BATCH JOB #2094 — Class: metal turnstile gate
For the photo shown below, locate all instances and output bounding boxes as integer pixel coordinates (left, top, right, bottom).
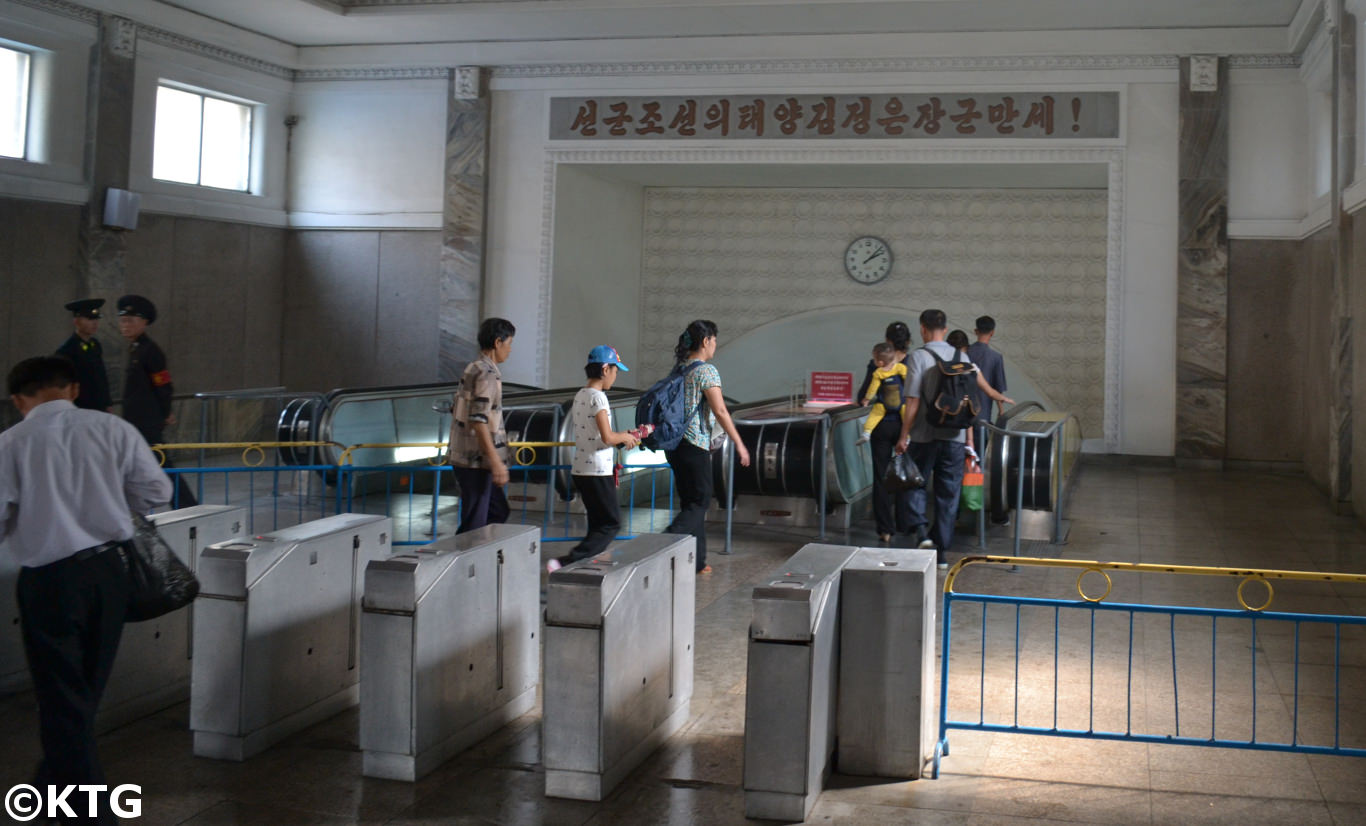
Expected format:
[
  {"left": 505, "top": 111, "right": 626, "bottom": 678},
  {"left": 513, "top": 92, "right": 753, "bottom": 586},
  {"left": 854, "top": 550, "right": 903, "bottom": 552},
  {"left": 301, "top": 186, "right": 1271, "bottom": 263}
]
[
  {"left": 190, "top": 514, "right": 391, "bottom": 760},
  {"left": 543, "top": 534, "right": 696, "bottom": 801},
  {"left": 360, "top": 524, "right": 541, "bottom": 780},
  {"left": 98, "top": 505, "right": 247, "bottom": 730},
  {"left": 0, "top": 506, "right": 246, "bottom": 705},
  {"left": 743, "top": 544, "right": 857, "bottom": 822}
]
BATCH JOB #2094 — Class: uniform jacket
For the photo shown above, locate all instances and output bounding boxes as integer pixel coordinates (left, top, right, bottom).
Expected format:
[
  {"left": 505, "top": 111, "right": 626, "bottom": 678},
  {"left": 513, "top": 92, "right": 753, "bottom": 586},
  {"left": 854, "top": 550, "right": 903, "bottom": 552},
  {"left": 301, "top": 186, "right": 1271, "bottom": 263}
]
[
  {"left": 55, "top": 334, "right": 112, "bottom": 411},
  {"left": 123, "top": 334, "right": 174, "bottom": 443}
]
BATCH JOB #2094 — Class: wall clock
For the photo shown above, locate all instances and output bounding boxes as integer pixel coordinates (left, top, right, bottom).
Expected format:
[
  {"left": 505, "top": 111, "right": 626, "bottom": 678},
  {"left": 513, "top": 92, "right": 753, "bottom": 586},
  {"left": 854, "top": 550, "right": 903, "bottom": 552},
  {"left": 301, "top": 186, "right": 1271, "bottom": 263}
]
[{"left": 844, "top": 236, "right": 893, "bottom": 284}]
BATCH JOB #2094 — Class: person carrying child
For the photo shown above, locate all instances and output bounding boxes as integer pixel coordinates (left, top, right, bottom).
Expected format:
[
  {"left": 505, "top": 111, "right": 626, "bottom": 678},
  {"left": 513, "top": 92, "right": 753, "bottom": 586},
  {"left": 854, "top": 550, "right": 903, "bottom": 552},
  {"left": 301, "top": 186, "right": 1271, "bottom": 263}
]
[
  {"left": 547, "top": 345, "right": 649, "bottom": 572},
  {"left": 856, "top": 341, "right": 908, "bottom": 445}
]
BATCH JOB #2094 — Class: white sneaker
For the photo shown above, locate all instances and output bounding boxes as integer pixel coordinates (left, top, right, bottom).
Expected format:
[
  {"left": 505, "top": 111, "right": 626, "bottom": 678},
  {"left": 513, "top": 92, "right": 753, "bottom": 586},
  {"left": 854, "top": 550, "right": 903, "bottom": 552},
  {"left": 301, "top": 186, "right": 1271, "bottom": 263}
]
[
  {"left": 546, "top": 558, "right": 563, "bottom": 574},
  {"left": 918, "top": 539, "right": 936, "bottom": 550}
]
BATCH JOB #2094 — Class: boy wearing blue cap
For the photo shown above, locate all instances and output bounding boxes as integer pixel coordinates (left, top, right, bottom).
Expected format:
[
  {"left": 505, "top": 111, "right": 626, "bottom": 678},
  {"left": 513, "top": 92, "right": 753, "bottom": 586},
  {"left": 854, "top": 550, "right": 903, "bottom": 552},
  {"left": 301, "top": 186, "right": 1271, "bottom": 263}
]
[{"left": 547, "top": 346, "right": 644, "bottom": 572}]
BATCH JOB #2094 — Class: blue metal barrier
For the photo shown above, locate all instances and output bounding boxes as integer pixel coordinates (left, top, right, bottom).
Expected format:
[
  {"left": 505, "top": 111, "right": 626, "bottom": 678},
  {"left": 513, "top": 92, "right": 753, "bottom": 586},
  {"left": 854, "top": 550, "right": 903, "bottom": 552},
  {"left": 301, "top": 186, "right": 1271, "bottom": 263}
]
[
  {"left": 162, "top": 459, "right": 680, "bottom": 548},
  {"left": 933, "top": 555, "right": 1366, "bottom": 778}
]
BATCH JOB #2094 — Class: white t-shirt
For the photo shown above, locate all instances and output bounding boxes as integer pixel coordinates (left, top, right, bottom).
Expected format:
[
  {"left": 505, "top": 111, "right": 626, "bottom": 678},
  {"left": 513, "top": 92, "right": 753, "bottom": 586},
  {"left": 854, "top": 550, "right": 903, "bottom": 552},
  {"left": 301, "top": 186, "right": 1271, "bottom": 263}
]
[{"left": 571, "top": 387, "right": 614, "bottom": 476}]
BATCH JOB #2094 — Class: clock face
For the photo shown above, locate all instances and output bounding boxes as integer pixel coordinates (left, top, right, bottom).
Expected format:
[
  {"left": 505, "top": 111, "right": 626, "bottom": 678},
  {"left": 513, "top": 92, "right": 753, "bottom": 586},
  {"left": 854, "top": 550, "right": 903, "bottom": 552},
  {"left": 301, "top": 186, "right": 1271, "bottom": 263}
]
[{"left": 845, "top": 236, "right": 893, "bottom": 284}]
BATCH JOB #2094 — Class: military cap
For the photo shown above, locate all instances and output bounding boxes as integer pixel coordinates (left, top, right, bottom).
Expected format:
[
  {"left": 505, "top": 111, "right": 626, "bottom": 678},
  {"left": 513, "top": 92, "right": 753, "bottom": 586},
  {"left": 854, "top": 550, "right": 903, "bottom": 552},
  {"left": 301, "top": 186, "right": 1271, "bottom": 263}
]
[
  {"left": 116, "top": 294, "right": 157, "bottom": 324},
  {"left": 64, "top": 298, "right": 105, "bottom": 319}
]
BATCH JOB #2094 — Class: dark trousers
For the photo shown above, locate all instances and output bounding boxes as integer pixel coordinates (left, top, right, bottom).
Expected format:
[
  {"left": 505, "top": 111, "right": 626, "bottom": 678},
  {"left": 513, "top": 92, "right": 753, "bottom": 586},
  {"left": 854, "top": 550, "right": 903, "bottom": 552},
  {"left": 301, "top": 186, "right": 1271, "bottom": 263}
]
[
  {"left": 453, "top": 466, "right": 510, "bottom": 534},
  {"left": 567, "top": 474, "right": 621, "bottom": 564},
  {"left": 869, "top": 417, "right": 914, "bottom": 536},
  {"left": 908, "top": 439, "right": 967, "bottom": 554},
  {"left": 666, "top": 441, "right": 713, "bottom": 571},
  {"left": 18, "top": 546, "right": 130, "bottom": 823}
]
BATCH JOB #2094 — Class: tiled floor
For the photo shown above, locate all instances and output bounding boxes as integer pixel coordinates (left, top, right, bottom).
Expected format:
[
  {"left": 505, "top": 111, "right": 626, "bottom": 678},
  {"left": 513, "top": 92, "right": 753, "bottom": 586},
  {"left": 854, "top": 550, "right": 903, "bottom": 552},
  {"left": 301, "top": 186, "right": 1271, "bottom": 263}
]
[{"left": 2, "top": 459, "right": 1365, "bottom": 824}]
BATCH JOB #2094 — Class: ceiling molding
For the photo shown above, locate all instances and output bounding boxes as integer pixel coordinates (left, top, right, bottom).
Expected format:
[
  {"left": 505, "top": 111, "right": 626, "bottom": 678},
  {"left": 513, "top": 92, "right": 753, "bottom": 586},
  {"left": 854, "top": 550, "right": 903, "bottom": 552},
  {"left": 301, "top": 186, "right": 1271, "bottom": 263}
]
[
  {"left": 295, "top": 66, "right": 449, "bottom": 81},
  {"left": 138, "top": 23, "right": 295, "bottom": 79},
  {"left": 496, "top": 53, "right": 1299, "bottom": 79},
  {"left": 5, "top": 0, "right": 97, "bottom": 25}
]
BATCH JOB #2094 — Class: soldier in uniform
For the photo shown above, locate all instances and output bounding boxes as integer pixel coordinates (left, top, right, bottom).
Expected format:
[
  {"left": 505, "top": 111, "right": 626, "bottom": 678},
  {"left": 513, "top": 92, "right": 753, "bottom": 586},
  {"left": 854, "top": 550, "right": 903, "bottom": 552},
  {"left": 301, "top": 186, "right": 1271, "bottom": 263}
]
[
  {"left": 117, "top": 294, "right": 197, "bottom": 507},
  {"left": 54, "top": 298, "right": 112, "bottom": 412}
]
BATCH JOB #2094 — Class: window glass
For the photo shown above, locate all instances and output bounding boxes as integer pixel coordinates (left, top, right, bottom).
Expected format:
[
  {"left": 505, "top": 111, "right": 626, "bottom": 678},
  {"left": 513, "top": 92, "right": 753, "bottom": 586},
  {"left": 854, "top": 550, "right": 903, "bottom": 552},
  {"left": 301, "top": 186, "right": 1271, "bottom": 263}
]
[
  {"left": 153, "top": 84, "right": 252, "bottom": 191},
  {"left": 0, "top": 47, "right": 31, "bottom": 159}
]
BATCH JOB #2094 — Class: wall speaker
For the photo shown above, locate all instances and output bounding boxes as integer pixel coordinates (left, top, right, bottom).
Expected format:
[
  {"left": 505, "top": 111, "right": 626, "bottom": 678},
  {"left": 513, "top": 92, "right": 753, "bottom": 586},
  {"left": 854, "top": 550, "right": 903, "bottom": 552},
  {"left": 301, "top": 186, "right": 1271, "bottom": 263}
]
[{"left": 102, "top": 188, "right": 141, "bottom": 230}]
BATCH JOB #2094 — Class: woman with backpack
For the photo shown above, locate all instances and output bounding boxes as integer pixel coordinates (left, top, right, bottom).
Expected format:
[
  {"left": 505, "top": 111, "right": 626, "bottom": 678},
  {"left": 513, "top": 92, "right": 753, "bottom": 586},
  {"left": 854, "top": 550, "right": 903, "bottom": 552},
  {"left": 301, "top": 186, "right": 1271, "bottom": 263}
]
[
  {"left": 858, "top": 320, "right": 915, "bottom": 544},
  {"left": 665, "top": 319, "right": 751, "bottom": 574}
]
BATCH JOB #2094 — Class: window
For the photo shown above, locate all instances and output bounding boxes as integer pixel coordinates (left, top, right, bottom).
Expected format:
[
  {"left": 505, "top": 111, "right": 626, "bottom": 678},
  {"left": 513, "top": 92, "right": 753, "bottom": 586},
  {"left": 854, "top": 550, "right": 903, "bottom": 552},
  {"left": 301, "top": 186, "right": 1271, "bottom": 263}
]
[
  {"left": 0, "top": 46, "right": 30, "bottom": 159},
  {"left": 153, "top": 84, "right": 252, "bottom": 191}
]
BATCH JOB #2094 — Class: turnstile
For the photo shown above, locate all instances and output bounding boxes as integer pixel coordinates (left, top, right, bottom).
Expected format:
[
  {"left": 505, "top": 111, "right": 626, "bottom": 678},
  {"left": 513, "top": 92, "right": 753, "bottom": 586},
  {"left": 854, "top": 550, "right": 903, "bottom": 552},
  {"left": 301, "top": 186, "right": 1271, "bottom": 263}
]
[
  {"left": 743, "top": 544, "right": 857, "bottom": 822},
  {"left": 543, "top": 534, "right": 696, "bottom": 801},
  {"left": 98, "top": 505, "right": 248, "bottom": 730},
  {"left": 0, "top": 506, "right": 246, "bottom": 699},
  {"left": 836, "top": 548, "right": 936, "bottom": 778},
  {"left": 360, "top": 524, "right": 541, "bottom": 781},
  {"left": 190, "top": 513, "right": 391, "bottom": 760}
]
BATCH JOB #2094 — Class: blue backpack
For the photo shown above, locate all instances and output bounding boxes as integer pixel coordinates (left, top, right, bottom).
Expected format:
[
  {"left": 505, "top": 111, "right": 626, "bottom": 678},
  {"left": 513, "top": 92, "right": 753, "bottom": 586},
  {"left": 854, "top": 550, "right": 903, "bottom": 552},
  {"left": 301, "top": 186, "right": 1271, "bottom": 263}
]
[{"left": 634, "top": 361, "right": 707, "bottom": 452}]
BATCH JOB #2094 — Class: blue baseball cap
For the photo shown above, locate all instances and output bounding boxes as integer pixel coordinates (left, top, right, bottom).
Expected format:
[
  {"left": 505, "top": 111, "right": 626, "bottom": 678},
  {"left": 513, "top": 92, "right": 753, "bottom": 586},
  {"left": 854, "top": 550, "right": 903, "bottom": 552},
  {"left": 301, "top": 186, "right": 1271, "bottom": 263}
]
[{"left": 586, "top": 345, "right": 629, "bottom": 371}]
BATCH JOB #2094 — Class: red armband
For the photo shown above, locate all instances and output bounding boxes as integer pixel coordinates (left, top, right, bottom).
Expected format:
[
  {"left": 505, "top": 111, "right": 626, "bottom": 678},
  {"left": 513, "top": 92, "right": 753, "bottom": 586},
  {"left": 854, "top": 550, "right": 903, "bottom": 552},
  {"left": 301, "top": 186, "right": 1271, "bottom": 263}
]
[{"left": 150, "top": 370, "right": 172, "bottom": 387}]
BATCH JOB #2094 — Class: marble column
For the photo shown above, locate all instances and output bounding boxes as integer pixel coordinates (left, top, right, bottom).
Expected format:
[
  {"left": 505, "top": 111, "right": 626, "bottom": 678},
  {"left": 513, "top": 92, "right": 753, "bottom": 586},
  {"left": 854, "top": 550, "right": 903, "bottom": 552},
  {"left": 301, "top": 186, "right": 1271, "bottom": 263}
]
[
  {"left": 79, "top": 15, "right": 137, "bottom": 395},
  {"left": 438, "top": 67, "right": 490, "bottom": 379},
  {"left": 1175, "top": 56, "right": 1229, "bottom": 462},
  {"left": 1330, "top": 11, "right": 1355, "bottom": 506}
]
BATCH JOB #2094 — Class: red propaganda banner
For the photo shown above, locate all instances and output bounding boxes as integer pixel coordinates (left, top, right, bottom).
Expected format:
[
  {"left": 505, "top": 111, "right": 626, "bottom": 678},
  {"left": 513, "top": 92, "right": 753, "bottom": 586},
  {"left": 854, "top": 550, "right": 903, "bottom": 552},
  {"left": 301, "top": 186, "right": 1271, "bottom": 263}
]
[{"left": 809, "top": 371, "right": 854, "bottom": 405}]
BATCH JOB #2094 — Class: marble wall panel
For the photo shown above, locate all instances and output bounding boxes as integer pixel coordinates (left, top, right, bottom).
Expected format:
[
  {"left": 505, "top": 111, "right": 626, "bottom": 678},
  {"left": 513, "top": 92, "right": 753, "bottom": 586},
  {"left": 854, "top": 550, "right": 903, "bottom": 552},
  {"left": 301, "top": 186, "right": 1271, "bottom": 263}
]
[
  {"left": 375, "top": 231, "right": 441, "bottom": 385},
  {"left": 0, "top": 199, "right": 13, "bottom": 382},
  {"left": 439, "top": 79, "right": 489, "bottom": 381},
  {"left": 1302, "top": 230, "right": 1336, "bottom": 492},
  {"left": 8, "top": 200, "right": 82, "bottom": 366},
  {"left": 1351, "top": 216, "right": 1366, "bottom": 519},
  {"left": 1226, "top": 239, "right": 1304, "bottom": 463},
  {"left": 637, "top": 187, "right": 1109, "bottom": 436},
  {"left": 283, "top": 231, "right": 381, "bottom": 392},
  {"left": 244, "top": 227, "right": 286, "bottom": 389},
  {"left": 169, "top": 219, "right": 252, "bottom": 394},
  {"left": 1175, "top": 56, "right": 1230, "bottom": 461}
]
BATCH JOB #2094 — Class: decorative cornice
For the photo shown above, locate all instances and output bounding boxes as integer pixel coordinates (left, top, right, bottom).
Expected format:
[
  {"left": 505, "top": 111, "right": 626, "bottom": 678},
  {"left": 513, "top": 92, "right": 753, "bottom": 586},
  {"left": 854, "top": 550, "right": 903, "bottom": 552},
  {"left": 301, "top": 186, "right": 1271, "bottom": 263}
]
[
  {"left": 1226, "top": 54, "right": 1300, "bottom": 69},
  {"left": 294, "top": 67, "right": 449, "bottom": 82},
  {"left": 5, "top": 0, "right": 97, "bottom": 25},
  {"left": 138, "top": 24, "right": 294, "bottom": 79},
  {"left": 497, "top": 54, "right": 1191, "bottom": 79},
  {"left": 107, "top": 16, "right": 135, "bottom": 59}
]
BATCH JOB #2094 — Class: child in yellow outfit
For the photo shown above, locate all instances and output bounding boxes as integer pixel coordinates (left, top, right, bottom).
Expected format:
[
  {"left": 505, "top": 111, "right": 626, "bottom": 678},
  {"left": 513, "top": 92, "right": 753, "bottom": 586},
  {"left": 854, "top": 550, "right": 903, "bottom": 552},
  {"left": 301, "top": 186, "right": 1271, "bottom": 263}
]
[{"left": 857, "top": 342, "right": 907, "bottom": 445}]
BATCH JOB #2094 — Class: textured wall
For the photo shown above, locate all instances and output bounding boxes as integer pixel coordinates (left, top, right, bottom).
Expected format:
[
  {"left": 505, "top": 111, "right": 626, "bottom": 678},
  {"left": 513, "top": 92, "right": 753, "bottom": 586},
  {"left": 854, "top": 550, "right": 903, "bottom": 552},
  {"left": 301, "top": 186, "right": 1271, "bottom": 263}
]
[
  {"left": 283, "top": 230, "right": 442, "bottom": 392},
  {"left": 0, "top": 199, "right": 285, "bottom": 399},
  {"left": 1226, "top": 239, "right": 1304, "bottom": 463},
  {"left": 1302, "top": 228, "right": 1336, "bottom": 493},
  {"left": 0, "top": 198, "right": 84, "bottom": 373},
  {"left": 124, "top": 214, "right": 285, "bottom": 395},
  {"left": 638, "top": 187, "right": 1109, "bottom": 437}
]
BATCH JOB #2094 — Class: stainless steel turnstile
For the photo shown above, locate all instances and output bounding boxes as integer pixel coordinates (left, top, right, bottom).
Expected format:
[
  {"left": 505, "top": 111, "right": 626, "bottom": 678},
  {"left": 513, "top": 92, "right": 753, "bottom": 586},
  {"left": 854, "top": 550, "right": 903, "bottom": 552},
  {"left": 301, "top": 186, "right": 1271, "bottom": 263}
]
[
  {"left": 836, "top": 548, "right": 937, "bottom": 778},
  {"left": 0, "top": 506, "right": 246, "bottom": 701},
  {"left": 98, "top": 505, "right": 248, "bottom": 730},
  {"left": 743, "top": 544, "right": 858, "bottom": 822},
  {"left": 190, "top": 513, "right": 391, "bottom": 760},
  {"left": 360, "top": 524, "right": 541, "bottom": 781},
  {"left": 543, "top": 534, "right": 696, "bottom": 801}
]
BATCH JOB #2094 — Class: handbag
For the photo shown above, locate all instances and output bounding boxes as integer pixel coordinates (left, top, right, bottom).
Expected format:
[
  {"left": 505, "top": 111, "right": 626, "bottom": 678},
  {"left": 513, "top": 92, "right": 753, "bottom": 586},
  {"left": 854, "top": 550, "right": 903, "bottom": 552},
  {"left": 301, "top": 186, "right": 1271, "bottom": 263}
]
[
  {"left": 122, "top": 512, "right": 201, "bottom": 622},
  {"left": 884, "top": 451, "right": 926, "bottom": 492}
]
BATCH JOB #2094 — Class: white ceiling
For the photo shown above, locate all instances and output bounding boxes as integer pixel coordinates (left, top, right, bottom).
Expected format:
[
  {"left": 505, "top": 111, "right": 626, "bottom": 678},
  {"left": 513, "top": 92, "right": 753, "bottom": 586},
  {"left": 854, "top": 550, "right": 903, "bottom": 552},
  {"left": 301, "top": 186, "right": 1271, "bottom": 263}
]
[{"left": 148, "top": 0, "right": 1305, "bottom": 49}]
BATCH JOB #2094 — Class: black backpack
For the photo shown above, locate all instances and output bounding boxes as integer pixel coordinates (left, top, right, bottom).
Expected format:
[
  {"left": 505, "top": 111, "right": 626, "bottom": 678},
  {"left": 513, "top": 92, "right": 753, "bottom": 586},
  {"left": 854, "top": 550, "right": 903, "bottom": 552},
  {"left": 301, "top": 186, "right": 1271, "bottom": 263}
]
[
  {"left": 921, "top": 347, "right": 979, "bottom": 431},
  {"left": 634, "top": 361, "right": 707, "bottom": 451}
]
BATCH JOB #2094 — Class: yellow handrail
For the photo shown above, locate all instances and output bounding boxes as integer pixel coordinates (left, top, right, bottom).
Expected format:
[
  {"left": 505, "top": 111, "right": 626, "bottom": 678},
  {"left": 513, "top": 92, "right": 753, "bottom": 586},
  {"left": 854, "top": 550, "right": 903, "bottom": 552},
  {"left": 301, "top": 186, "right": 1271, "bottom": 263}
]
[
  {"left": 150, "top": 441, "right": 343, "bottom": 467},
  {"left": 335, "top": 442, "right": 449, "bottom": 466},
  {"left": 944, "top": 554, "right": 1366, "bottom": 612},
  {"left": 505, "top": 440, "right": 573, "bottom": 466}
]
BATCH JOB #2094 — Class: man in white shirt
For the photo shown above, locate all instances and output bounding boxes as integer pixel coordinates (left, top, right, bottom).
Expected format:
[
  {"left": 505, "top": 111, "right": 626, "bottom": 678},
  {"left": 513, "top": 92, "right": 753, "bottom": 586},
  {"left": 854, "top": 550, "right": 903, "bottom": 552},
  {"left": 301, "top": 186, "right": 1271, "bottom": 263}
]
[{"left": 0, "top": 356, "right": 170, "bottom": 822}]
